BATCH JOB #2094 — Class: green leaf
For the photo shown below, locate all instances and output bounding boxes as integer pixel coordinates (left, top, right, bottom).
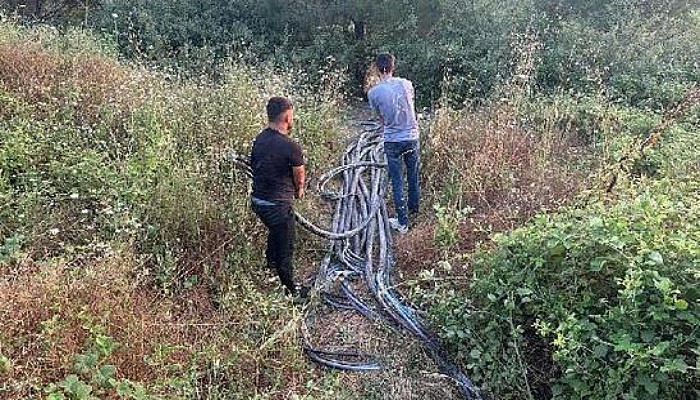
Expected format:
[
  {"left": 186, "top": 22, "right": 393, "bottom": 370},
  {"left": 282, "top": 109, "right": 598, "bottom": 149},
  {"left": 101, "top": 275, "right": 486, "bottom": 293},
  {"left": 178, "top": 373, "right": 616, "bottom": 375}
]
[
  {"left": 549, "top": 243, "right": 565, "bottom": 257},
  {"left": 613, "top": 336, "right": 639, "bottom": 352},
  {"left": 122, "top": 381, "right": 149, "bottom": 400},
  {"left": 592, "top": 344, "right": 608, "bottom": 358},
  {"left": 650, "top": 341, "right": 671, "bottom": 356},
  {"left": 116, "top": 381, "right": 134, "bottom": 398},
  {"left": 74, "top": 353, "right": 99, "bottom": 375},
  {"left": 589, "top": 257, "right": 607, "bottom": 272},
  {"left": 93, "top": 364, "right": 117, "bottom": 388},
  {"left": 640, "top": 330, "right": 655, "bottom": 343},
  {"left": 589, "top": 217, "right": 604, "bottom": 228},
  {"left": 184, "top": 274, "right": 199, "bottom": 289},
  {"left": 661, "top": 357, "right": 689, "bottom": 373},
  {"left": 99, "top": 364, "right": 116, "bottom": 378},
  {"left": 675, "top": 299, "right": 688, "bottom": 310},
  {"left": 642, "top": 378, "right": 659, "bottom": 395},
  {"left": 94, "top": 334, "right": 117, "bottom": 357},
  {"left": 0, "top": 354, "right": 12, "bottom": 374},
  {"left": 648, "top": 251, "right": 664, "bottom": 265},
  {"left": 46, "top": 392, "right": 65, "bottom": 400},
  {"left": 58, "top": 374, "right": 93, "bottom": 398},
  {"left": 57, "top": 374, "right": 80, "bottom": 390}
]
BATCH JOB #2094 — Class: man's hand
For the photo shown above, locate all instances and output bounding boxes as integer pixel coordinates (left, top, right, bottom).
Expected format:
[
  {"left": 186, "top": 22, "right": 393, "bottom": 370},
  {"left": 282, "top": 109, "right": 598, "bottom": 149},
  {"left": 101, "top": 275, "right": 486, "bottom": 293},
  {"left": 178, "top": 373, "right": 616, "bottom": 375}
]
[{"left": 295, "top": 187, "right": 305, "bottom": 199}]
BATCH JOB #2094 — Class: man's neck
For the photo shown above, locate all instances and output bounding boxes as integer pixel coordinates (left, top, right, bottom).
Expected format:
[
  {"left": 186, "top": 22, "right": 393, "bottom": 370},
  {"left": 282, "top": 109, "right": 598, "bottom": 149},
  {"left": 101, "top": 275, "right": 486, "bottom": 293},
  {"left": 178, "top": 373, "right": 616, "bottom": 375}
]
[
  {"left": 380, "top": 72, "right": 393, "bottom": 81},
  {"left": 268, "top": 123, "right": 289, "bottom": 135}
]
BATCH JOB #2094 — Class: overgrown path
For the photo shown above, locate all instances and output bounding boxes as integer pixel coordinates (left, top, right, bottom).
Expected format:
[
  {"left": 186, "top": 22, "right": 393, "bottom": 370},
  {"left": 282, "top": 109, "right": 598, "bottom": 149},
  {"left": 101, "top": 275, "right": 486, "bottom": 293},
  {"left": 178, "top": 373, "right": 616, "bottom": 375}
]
[{"left": 284, "top": 111, "right": 476, "bottom": 400}]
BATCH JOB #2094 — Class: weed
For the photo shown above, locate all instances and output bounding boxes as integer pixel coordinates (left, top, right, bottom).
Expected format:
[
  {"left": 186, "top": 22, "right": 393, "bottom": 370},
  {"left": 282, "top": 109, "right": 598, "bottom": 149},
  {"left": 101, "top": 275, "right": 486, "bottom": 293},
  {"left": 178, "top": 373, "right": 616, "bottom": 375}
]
[{"left": 432, "top": 203, "right": 473, "bottom": 255}]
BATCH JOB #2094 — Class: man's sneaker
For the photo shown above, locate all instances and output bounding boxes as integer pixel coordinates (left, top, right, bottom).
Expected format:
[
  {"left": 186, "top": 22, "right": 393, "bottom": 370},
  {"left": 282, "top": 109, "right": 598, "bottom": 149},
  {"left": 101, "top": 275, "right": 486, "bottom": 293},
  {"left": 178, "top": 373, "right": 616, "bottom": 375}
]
[
  {"left": 292, "top": 284, "right": 311, "bottom": 306},
  {"left": 388, "top": 217, "right": 408, "bottom": 234},
  {"left": 296, "top": 284, "right": 310, "bottom": 299}
]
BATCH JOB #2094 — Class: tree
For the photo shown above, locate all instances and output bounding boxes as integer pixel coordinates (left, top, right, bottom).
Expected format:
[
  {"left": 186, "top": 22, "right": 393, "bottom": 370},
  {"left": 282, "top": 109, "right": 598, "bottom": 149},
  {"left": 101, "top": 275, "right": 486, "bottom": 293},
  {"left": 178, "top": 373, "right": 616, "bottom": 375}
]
[{"left": 1, "top": 0, "right": 99, "bottom": 24}]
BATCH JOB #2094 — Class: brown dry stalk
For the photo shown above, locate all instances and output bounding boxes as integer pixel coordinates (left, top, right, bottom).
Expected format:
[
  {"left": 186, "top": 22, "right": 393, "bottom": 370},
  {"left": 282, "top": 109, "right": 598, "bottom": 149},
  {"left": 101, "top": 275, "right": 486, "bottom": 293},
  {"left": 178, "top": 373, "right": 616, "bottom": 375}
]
[
  {"left": 639, "top": 85, "right": 700, "bottom": 153},
  {"left": 606, "top": 84, "right": 700, "bottom": 192}
]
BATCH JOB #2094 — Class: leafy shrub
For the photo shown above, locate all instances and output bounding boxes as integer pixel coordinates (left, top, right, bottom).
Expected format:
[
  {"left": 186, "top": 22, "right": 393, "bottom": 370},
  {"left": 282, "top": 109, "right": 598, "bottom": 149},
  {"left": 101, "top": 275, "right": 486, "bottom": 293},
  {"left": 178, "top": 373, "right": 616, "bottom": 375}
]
[
  {"left": 537, "top": 3, "right": 700, "bottom": 110},
  {"left": 0, "top": 95, "right": 126, "bottom": 258},
  {"left": 519, "top": 94, "right": 619, "bottom": 145},
  {"left": 0, "top": 19, "right": 344, "bottom": 293},
  {"left": 92, "top": 0, "right": 534, "bottom": 106},
  {"left": 45, "top": 323, "right": 157, "bottom": 400},
  {"left": 90, "top": 0, "right": 700, "bottom": 109},
  {"left": 95, "top": 0, "right": 259, "bottom": 75},
  {"left": 433, "top": 203, "right": 473, "bottom": 254},
  {"left": 431, "top": 177, "right": 700, "bottom": 399}
]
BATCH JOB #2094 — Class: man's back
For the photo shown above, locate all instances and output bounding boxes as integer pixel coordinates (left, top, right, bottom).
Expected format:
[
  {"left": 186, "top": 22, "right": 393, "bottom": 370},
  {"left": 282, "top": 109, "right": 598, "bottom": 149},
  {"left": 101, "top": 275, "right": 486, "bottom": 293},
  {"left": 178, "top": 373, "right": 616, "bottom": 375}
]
[
  {"left": 368, "top": 77, "right": 419, "bottom": 142},
  {"left": 250, "top": 128, "right": 304, "bottom": 203}
]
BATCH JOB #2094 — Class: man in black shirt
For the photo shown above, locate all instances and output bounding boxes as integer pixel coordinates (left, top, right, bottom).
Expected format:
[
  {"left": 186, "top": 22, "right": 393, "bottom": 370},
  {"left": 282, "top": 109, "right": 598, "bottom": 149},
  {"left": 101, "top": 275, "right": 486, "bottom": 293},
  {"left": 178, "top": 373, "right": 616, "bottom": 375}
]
[{"left": 250, "top": 97, "right": 306, "bottom": 297}]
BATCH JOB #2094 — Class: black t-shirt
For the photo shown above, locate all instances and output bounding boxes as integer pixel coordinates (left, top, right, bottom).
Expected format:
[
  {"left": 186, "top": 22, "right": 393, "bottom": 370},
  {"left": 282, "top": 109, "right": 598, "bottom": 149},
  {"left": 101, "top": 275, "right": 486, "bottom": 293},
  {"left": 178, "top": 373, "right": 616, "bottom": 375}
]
[{"left": 250, "top": 128, "right": 304, "bottom": 203}]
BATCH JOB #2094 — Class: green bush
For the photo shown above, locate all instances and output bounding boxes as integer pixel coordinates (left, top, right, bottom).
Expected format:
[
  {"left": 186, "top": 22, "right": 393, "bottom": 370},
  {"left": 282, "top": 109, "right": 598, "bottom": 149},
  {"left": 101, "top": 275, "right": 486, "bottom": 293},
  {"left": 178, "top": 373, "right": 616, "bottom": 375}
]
[
  {"left": 431, "top": 177, "right": 700, "bottom": 399},
  {"left": 81, "top": 0, "right": 700, "bottom": 109},
  {"left": 537, "top": 2, "right": 700, "bottom": 110},
  {"left": 0, "top": 92, "right": 124, "bottom": 257},
  {"left": 519, "top": 94, "right": 619, "bottom": 145}
]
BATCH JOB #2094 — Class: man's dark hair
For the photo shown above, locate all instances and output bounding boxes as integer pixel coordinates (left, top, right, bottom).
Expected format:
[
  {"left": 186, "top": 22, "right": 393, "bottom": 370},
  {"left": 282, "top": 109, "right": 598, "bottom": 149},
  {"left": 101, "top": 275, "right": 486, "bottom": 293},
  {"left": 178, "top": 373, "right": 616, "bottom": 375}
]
[
  {"left": 376, "top": 52, "right": 395, "bottom": 74},
  {"left": 267, "top": 97, "right": 294, "bottom": 122}
]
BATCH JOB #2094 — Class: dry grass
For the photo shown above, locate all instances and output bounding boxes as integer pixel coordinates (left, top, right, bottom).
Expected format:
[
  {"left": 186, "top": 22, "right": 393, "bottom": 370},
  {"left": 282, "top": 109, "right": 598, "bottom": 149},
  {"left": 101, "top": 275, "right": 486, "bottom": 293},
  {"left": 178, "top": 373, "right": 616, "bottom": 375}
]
[
  {"left": 424, "top": 103, "right": 585, "bottom": 214},
  {"left": 0, "top": 41, "right": 151, "bottom": 127},
  {"left": 396, "top": 102, "right": 591, "bottom": 278},
  {"left": 0, "top": 254, "right": 214, "bottom": 397},
  {"left": 0, "top": 251, "right": 337, "bottom": 399},
  {"left": 303, "top": 304, "right": 462, "bottom": 400}
]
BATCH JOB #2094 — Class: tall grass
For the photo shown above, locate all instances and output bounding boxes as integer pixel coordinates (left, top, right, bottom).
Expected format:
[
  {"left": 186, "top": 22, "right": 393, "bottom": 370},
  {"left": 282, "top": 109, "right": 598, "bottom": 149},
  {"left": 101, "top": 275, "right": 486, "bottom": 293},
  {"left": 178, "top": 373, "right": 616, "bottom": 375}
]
[{"left": 0, "top": 20, "right": 347, "bottom": 399}]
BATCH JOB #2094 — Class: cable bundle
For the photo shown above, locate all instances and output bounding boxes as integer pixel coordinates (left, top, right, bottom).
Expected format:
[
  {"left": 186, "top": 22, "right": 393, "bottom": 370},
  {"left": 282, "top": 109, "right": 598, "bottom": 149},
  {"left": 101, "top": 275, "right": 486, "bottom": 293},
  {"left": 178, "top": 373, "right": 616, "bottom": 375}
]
[{"left": 229, "top": 122, "right": 481, "bottom": 399}]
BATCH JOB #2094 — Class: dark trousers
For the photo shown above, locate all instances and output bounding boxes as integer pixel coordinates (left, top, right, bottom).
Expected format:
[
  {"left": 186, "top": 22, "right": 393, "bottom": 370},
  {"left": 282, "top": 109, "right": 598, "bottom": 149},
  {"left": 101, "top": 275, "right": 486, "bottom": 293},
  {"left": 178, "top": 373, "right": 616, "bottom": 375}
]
[
  {"left": 384, "top": 140, "right": 421, "bottom": 226},
  {"left": 252, "top": 203, "right": 296, "bottom": 295}
]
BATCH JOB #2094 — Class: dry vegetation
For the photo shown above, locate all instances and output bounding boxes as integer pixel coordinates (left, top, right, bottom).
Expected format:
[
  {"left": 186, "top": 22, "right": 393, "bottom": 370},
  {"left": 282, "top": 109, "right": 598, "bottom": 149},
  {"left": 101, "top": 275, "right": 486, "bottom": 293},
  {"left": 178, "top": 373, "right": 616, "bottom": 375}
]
[
  {"left": 0, "top": 23, "right": 345, "bottom": 399},
  {"left": 396, "top": 99, "right": 592, "bottom": 279}
]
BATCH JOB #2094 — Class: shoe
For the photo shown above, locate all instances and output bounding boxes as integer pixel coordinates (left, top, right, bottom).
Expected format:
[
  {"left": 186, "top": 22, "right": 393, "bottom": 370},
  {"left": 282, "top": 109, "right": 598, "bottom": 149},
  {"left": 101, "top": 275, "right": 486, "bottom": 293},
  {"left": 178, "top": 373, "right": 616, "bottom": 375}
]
[
  {"left": 388, "top": 218, "right": 408, "bottom": 234},
  {"left": 292, "top": 295, "right": 308, "bottom": 306},
  {"left": 296, "top": 284, "right": 310, "bottom": 299},
  {"left": 292, "top": 285, "right": 311, "bottom": 306}
]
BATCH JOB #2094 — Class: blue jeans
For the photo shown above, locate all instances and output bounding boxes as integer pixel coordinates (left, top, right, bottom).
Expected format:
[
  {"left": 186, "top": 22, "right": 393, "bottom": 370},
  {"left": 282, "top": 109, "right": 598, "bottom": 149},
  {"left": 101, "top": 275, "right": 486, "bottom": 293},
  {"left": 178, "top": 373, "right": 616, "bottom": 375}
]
[{"left": 384, "top": 140, "right": 420, "bottom": 226}]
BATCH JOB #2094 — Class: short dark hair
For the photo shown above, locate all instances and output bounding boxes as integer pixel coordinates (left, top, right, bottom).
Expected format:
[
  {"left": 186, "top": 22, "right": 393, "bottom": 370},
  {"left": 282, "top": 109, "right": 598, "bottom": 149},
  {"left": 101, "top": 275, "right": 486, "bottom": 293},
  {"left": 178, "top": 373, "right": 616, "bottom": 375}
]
[
  {"left": 376, "top": 52, "right": 395, "bottom": 74},
  {"left": 266, "top": 97, "right": 293, "bottom": 122}
]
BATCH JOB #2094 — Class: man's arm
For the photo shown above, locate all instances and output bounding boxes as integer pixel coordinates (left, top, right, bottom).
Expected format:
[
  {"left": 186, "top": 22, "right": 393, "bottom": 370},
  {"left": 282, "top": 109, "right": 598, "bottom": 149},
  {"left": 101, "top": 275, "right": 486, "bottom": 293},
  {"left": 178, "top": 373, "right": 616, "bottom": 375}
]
[
  {"left": 290, "top": 141, "right": 305, "bottom": 199},
  {"left": 368, "top": 90, "right": 384, "bottom": 130},
  {"left": 293, "top": 165, "right": 305, "bottom": 199}
]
